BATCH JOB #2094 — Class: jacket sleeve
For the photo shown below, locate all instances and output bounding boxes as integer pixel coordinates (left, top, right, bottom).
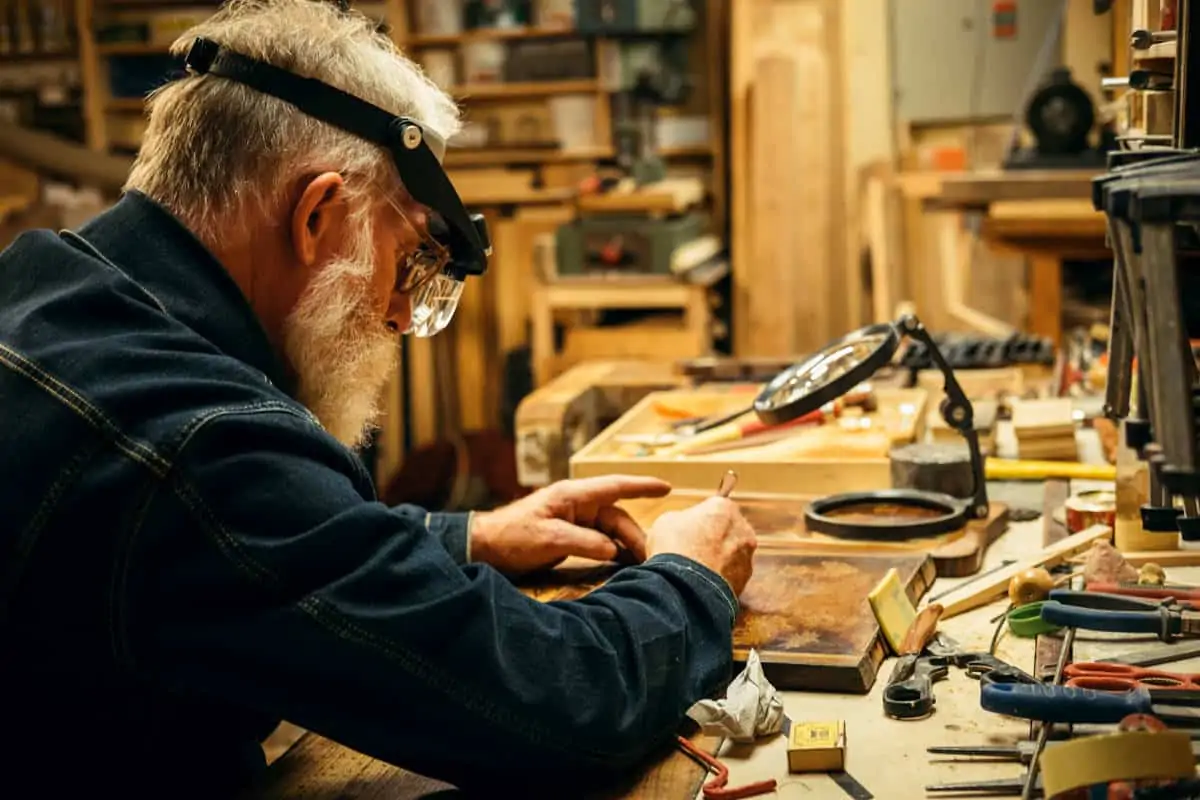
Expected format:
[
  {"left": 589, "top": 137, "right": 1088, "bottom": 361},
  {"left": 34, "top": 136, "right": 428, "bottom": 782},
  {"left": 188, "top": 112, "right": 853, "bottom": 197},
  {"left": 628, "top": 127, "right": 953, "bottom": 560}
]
[
  {"left": 135, "top": 406, "right": 737, "bottom": 792},
  {"left": 389, "top": 502, "right": 474, "bottom": 565}
]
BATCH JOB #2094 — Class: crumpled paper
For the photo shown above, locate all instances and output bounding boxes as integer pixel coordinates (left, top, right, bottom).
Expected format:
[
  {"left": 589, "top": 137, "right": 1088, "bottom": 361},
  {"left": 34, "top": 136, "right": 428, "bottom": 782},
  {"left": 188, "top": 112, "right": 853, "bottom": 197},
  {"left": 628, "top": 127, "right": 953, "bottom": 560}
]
[{"left": 686, "top": 649, "right": 785, "bottom": 743}]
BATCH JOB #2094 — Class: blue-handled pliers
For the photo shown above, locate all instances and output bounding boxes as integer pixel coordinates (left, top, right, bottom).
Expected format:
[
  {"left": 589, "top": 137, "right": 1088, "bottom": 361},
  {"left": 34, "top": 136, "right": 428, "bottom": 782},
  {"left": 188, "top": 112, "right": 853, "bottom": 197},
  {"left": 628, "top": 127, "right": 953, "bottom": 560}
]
[{"left": 1040, "top": 589, "right": 1200, "bottom": 641}]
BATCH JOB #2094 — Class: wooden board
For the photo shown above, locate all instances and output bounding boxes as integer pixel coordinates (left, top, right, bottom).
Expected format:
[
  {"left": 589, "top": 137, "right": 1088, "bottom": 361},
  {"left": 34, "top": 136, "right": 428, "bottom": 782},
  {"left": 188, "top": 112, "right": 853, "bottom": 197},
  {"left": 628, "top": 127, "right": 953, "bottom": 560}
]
[
  {"left": 617, "top": 490, "right": 1009, "bottom": 578},
  {"left": 238, "top": 729, "right": 718, "bottom": 800},
  {"left": 513, "top": 360, "right": 687, "bottom": 488},
  {"left": 520, "top": 544, "right": 936, "bottom": 694}
]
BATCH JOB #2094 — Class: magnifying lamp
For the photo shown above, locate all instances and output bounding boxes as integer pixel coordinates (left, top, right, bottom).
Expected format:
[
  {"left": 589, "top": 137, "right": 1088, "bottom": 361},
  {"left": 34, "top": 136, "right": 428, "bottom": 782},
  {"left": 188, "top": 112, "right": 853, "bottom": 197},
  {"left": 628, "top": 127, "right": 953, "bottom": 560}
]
[{"left": 753, "top": 315, "right": 990, "bottom": 540}]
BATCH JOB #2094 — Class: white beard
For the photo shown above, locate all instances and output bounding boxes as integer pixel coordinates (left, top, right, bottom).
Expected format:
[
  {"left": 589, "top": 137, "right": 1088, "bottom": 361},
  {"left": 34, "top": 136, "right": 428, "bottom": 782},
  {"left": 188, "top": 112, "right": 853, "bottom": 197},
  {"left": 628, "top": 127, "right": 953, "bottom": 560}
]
[{"left": 282, "top": 219, "right": 399, "bottom": 449}]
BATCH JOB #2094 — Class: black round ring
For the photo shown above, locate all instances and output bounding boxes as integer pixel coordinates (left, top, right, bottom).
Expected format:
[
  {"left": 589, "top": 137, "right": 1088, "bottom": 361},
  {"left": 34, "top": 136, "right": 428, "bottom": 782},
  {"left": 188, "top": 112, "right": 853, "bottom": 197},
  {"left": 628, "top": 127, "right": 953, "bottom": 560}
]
[{"left": 804, "top": 489, "right": 969, "bottom": 540}]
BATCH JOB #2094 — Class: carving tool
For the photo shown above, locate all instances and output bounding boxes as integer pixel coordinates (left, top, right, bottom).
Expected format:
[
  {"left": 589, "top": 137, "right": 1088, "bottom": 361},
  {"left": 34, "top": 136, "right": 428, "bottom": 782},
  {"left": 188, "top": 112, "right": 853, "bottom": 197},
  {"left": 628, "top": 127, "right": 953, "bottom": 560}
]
[
  {"left": 926, "top": 559, "right": 1017, "bottom": 603},
  {"left": 881, "top": 603, "right": 945, "bottom": 719},
  {"left": 1020, "top": 625, "right": 1074, "bottom": 800},
  {"left": 716, "top": 470, "right": 737, "bottom": 498},
  {"left": 1097, "top": 639, "right": 1200, "bottom": 667},
  {"left": 926, "top": 773, "right": 1041, "bottom": 796},
  {"left": 656, "top": 407, "right": 829, "bottom": 457}
]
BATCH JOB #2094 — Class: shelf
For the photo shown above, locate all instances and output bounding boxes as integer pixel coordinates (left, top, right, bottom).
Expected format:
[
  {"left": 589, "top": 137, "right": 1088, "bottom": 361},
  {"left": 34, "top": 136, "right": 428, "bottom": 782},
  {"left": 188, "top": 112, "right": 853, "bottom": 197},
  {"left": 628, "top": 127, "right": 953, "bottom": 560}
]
[
  {"left": 443, "top": 144, "right": 711, "bottom": 167},
  {"left": 445, "top": 146, "right": 610, "bottom": 166},
  {"left": 0, "top": 50, "right": 77, "bottom": 64},
  {"left": 406, "top": 26, "right": 579, "bottom": 47},
  {"left": 97, "top": 42, "right": 171, "bottom": 56},
  {"left": 451, "top": 80, "right": 598, "bottom": 99}
]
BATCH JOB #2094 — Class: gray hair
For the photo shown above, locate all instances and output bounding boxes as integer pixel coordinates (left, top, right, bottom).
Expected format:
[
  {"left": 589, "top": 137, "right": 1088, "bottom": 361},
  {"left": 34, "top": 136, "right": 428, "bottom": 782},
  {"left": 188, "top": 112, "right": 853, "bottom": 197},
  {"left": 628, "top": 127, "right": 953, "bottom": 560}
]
[{"left": 124, "top": 0, "right": 461, "bottom": 244}]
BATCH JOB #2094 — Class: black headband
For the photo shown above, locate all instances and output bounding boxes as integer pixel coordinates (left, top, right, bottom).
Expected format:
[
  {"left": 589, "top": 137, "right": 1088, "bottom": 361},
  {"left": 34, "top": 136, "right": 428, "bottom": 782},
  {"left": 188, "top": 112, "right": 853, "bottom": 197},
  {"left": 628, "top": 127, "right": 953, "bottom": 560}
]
[{"left": 182, "top": 36, "right": 490, "bottom": 277}]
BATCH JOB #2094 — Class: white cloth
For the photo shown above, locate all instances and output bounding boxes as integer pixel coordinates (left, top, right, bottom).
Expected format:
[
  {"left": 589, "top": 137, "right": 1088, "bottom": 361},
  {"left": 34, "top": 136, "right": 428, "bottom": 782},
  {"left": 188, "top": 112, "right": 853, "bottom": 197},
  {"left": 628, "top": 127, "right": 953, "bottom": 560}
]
[{"left": 685, "top": 649, "right": 786, "bottom": 743}]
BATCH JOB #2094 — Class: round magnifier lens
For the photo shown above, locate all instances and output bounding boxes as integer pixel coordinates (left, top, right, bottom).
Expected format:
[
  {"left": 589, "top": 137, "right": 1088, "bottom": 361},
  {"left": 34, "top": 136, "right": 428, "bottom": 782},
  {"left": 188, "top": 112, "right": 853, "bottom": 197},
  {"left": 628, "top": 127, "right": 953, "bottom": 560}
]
[
  {"left": 753, "top": 323, "right": 900, "bottom": 426},
  {"left": 766, "top": 332, "right": 891, "bottom": 409}
]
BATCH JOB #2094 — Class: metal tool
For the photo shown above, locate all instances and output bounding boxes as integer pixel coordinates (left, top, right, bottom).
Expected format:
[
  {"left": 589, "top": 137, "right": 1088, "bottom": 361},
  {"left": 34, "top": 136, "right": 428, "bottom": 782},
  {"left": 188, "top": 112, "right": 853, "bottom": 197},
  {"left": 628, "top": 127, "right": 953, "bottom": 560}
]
[
  {"left": 1086, "top": 582, "right": 1200, "bottom": 605},
  {"left": 1132, "top": 28, "right": 1179, "bottom": 49},
  {"left": 927, "top": 559, "right": 1017, "bottom": 603},
  {"left": 929, "top": 739, "right": 1200, "bottom": 765},
  {"left": 1063, "top": 661, "right": 1200, "bottom": 691},
  {"left": 882, "top": 604, "right": 945, "bottom": 719},
  {"left": 980, "top": 681, "right": 1200, "bottom": 725},
  {"left": 1020, "top": 625, "right": 1075, "bottom": 800},
  {"left": 926, "top": 773, "right": 1041, "bottom": 797},
  {"left": 1040, "top": 589, "right": 1200, "bottom": 640},
  {"left": 1098, "top": 640, "right": 1200, "bottom": 668}
]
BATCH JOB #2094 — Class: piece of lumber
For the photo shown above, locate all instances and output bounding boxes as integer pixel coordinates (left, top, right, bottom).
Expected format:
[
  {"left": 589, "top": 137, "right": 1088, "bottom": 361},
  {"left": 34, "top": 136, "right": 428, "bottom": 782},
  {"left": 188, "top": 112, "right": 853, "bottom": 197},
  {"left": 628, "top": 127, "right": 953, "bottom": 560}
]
[
  {"left": 0, "top": 122, "right": 131, "bottom": 193},
  {"left": 240, "top": 729, "right": 719, "bottom": 800},
  {"left": 936, "top": 525, "right": 1113, "bottom": 619}
]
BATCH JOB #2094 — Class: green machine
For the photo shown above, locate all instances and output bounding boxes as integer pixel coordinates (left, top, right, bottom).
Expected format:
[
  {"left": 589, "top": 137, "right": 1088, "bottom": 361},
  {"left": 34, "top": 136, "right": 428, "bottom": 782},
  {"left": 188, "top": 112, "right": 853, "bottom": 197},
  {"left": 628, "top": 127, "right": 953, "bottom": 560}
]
[{"left": 555, "top": 211, "right": 707, "bottom": 277}]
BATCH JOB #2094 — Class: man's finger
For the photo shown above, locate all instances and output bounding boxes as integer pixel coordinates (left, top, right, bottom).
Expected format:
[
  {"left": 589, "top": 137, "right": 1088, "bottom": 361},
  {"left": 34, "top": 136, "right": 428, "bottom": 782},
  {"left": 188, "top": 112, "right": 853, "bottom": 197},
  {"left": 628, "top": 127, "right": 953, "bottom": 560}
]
[
  {"left": 596, "top": 505, "right": 647, "bottom": 563},
  {"left": 554, "top": 475, "right": 672, "bottom": 507},
  {"left": 545, "top": 520, "right": 622, "bottom": 563}
]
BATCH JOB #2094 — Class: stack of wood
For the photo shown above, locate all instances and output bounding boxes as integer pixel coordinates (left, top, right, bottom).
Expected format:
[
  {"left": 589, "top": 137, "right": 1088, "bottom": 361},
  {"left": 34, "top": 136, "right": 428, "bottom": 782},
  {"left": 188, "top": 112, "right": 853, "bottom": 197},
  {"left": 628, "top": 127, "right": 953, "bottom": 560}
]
[
  {"left": 927, "top": 398, "right": 998, "bottom": 455},
  {"left": 1010, "top": 397, "right": 1078, "bottom": 461}
]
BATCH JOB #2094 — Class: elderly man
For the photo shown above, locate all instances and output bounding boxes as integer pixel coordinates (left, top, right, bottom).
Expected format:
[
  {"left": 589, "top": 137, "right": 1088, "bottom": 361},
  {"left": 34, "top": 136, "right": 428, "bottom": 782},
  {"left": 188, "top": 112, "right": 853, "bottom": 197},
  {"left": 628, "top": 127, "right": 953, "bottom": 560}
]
[{"left": 0, "top": 0, "right": 757, "bottom": 796}]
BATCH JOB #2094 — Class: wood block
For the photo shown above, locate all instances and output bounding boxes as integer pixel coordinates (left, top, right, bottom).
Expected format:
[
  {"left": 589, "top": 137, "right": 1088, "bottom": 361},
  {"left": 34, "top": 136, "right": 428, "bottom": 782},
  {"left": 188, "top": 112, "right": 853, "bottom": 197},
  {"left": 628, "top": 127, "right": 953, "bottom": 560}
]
[
  {"left": 513, "top": 360, "right": 686, "bottom": 487},
  {"left": 570, "top": 387, "right": 929, "bottom": 495},
  {"left": 519, "top": 544, "right": 936, "bottom": 694},
  {"left": 1011, "top": 397, "right": 1076, "bottom": 438}
]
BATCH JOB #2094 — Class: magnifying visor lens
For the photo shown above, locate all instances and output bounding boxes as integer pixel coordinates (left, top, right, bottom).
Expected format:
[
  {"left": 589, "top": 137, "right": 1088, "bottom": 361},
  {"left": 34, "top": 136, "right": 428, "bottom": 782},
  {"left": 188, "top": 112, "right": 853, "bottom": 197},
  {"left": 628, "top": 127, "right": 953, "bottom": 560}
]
[{"left": 405, "top": 272, "right": 464, "bottom": 337}]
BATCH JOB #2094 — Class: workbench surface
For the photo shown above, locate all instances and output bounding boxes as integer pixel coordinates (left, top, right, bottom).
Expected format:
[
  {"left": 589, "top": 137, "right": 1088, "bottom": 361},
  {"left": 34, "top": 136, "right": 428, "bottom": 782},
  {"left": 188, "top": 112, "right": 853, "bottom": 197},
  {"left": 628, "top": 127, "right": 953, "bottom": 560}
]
[
  {"left": 719, "top": 516, "right": 1200, "bottom": 799},
  {"left": 244, "top": 515, "right": 1199, "bottom": 799}
]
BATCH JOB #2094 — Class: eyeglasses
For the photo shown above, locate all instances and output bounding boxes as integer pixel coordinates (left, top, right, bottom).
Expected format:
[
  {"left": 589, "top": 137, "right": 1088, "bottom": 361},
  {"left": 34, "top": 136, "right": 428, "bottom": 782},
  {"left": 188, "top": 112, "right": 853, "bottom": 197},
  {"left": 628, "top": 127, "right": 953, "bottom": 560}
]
[{"left": 386, "top": 194, "right": 451, "bottom": 294}]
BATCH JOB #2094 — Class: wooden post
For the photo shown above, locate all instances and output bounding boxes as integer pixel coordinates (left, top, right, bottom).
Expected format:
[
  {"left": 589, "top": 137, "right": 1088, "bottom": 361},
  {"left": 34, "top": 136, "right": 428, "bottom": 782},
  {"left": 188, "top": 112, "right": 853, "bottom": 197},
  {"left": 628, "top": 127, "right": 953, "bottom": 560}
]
[{"left": 1027, "top": 253, "right": 1064, "bottom": 347}]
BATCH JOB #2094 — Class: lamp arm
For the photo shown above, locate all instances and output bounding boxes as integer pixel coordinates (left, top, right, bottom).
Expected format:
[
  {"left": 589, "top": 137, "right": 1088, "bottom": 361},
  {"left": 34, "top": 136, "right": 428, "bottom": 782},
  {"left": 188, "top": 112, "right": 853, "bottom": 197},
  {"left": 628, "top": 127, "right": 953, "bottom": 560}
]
[{"left": 897, "top": 314, "right": 990, "bottom": 520}]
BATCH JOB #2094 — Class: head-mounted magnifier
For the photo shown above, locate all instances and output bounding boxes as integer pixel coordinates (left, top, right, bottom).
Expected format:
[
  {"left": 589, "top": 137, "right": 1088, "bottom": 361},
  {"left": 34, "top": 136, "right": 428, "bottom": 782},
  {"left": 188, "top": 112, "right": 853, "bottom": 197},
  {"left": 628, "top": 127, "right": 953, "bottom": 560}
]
[{"left": 181, "top": 36, "right": 491, "bottom": 337}]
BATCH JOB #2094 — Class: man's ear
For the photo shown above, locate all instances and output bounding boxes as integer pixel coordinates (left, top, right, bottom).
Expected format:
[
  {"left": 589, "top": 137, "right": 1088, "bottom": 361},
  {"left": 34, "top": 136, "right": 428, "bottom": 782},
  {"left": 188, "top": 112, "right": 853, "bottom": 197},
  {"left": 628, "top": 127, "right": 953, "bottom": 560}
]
[{"left": 291, "top": 172, "right": 348, "bottom": 267}]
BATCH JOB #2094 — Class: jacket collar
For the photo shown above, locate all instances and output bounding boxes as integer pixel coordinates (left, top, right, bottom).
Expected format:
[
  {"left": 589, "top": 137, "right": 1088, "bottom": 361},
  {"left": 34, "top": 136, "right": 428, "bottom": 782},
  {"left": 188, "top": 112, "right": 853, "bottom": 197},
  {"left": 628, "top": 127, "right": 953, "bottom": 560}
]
[{"left": 73, "top": 190, "right": 295, "bottom": 396}]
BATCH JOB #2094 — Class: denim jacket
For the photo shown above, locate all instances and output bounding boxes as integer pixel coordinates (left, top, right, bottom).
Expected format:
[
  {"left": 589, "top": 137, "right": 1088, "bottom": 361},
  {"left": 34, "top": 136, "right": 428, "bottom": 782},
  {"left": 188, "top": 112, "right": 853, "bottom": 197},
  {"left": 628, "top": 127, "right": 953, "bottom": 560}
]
[{"left": 0, "top": 191, "right": 738, "bottom": 796}]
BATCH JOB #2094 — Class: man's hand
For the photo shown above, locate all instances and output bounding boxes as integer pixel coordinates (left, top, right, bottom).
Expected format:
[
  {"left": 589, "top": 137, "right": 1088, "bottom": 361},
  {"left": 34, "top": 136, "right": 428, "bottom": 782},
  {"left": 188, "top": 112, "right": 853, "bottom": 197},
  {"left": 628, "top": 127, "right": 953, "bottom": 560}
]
[
  {"left": 468, "top": 475, "right": 672, "bottom": 576},
  {"left": 646, "top": 497, "right": 757, "bottom": 595}
]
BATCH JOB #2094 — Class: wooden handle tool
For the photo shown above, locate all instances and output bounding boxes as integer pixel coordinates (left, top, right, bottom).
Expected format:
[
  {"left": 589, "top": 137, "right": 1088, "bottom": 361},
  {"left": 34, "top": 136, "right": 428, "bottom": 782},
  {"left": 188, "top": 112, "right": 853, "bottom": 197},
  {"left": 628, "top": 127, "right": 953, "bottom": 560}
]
[{"left": 899, "top": 603, "right": 944, "bottom": 656}]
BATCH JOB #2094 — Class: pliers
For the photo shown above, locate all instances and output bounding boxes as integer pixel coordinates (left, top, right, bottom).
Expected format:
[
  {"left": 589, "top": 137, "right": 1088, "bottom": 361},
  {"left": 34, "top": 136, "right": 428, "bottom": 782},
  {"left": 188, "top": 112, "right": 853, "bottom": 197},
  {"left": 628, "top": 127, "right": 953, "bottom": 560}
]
[{"left": 1040, "top": 590, "right": 1200, "bottom": 641}]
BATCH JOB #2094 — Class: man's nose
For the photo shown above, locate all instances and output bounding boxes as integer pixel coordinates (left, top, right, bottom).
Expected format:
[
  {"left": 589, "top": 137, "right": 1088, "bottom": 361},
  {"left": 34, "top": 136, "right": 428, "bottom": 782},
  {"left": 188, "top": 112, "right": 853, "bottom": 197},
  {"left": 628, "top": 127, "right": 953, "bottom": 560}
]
[{"left": 385, "top": 291, "right": 411, "bottom": 333}]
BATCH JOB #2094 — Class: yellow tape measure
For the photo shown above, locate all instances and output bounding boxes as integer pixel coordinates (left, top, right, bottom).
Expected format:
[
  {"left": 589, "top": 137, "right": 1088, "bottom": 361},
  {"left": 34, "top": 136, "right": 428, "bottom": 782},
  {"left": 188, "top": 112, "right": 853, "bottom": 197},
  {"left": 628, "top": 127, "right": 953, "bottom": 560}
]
[{"left": 1040, "top": 731, "right": 1196, "bottom": 797}]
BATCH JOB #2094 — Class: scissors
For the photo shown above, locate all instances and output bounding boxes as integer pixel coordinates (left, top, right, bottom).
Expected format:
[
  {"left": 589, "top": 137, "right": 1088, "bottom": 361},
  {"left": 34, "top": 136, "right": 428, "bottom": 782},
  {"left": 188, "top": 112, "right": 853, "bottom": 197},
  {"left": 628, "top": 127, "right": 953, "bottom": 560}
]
[
  {"left": 1063, "top": 661, "right": 1200, "bottom": 691},
  {"left": 1040, "top": 589, "right": 1200, "bottom": 641}
]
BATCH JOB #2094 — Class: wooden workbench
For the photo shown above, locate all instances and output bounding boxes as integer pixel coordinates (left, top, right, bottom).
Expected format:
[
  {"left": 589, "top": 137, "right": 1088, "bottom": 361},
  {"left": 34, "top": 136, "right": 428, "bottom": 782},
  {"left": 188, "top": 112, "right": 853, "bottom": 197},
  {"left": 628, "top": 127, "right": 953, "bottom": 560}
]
[{"left": 239, "top": 512, "right": 1200, "bottom": 799}]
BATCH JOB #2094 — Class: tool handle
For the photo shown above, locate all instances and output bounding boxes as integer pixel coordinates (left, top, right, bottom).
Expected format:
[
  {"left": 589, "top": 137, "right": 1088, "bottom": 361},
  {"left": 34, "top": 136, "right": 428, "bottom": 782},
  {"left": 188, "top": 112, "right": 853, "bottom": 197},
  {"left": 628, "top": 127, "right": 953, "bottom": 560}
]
[
  {"left": 900, "top": 603, "right": 944, "bottom": 655},
  {"left": 1087, "top": 582, "right": 1200, "bottom": 603},
  {"left": 980, "top": 682, "right": 1151, "bottom": 724},
  {"left": 1040, "top": 600, "right": 1169, "bottom": 636},
  {"left": 883, "top": 655, "right": 949, "bottom": 719}
]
